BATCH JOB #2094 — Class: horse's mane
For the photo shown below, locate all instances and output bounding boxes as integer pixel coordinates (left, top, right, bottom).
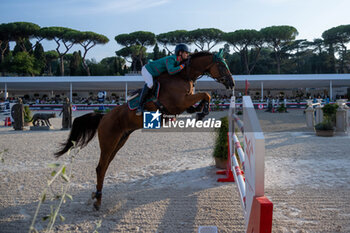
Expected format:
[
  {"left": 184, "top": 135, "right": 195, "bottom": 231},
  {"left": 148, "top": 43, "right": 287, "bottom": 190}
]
[{"left": 189, "top": 51, "right": 212, "bottom": 59}]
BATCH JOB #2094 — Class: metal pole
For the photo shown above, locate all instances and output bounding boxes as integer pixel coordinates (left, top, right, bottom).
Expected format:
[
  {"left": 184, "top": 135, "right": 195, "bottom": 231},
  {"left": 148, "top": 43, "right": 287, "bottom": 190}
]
[
  {"left": 70, "top": 82, "right": 73, "bottom": 103},
  {"left": 125, "top": 82, "right": 128, "bottom": 103},
  {"left": 4, "top": 82, "right": 8, "bottom": 100},
  {"left": 261, "top": 82, "right": 264, "bottom": 102},
  {"left": 330, "top": 80, "right": 333, "bottom": 101}
]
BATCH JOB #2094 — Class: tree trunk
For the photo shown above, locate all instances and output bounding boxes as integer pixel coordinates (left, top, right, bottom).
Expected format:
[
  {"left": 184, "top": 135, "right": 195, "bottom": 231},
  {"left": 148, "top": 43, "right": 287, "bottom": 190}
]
[
  {"left": 243, "top": 48, "right": 250, "bottom": 75},
  {"left": 80, "top": 42, "right": 94, "bottom": 76},
  {"left": 0, "top": 41, "right": 9, "bottom": 75},
  {"left": 60, "top": 56, "right": 64, "bottom": 76},
  {"left": 248, "top": 48, "right": 261, "bottom": 74},
  {"left": 82, "top": 60, "right": 91, "bottom": 76},
  {"left": 48, "top": 63, "right": 52, "bottom": 76},
  {"left": 274, "top": 50, "right": 281, "bottom": 74},
  {"left": 132, "top": 58, "right": 137, "bottom": 72}
]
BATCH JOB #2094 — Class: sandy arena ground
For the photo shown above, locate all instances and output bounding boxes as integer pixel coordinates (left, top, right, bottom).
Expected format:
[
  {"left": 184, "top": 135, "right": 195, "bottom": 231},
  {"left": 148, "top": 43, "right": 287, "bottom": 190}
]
[{"left": 0, "top": 109, "right": 349, "bottom": 232}]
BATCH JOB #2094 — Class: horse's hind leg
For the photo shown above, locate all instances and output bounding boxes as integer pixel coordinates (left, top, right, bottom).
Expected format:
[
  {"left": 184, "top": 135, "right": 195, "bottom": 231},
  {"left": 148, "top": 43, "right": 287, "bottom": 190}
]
[{"left": 93, "top": 130, "right": 132, "bottom": 210}]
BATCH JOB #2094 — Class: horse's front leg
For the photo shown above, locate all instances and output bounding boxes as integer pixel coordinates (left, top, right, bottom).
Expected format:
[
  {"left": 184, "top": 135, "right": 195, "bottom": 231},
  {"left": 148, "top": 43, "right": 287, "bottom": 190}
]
[
  {"left": 186, "top": 99, "right": 207, "bottom": 113},
  {"left": 183, "top": 92, "right": 211, "bottom": 120}
]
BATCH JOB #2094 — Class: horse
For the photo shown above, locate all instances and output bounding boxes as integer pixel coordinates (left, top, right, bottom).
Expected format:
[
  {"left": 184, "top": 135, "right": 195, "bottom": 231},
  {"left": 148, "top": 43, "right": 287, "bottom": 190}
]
[{"left": 55, "top": 50, "right": 235, "bottom": 210}]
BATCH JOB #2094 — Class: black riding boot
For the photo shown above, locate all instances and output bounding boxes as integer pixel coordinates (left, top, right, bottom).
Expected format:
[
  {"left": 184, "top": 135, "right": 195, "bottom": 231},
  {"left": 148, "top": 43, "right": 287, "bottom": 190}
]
[{"left": 136, "top": 84, "right": 151, "bottom": 116}]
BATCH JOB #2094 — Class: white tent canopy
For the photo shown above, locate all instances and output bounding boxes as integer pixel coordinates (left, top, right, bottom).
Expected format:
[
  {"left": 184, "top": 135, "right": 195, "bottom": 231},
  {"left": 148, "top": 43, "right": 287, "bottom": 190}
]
[{"left": 1, "top": 74, "right": 350, "bottom": 100}]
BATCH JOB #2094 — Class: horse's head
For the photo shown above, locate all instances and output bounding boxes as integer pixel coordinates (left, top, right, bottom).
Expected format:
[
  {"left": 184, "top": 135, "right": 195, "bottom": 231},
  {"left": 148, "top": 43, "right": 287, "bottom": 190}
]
[{"left": 207, "top": 49, "right": 235, "bottom": 89}]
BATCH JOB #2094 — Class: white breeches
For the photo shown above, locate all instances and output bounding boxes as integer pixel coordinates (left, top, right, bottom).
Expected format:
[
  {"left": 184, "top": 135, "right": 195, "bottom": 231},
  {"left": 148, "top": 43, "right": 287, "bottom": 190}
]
[{"left": 141, "top": 66, "right": 153, "bottom": 88}]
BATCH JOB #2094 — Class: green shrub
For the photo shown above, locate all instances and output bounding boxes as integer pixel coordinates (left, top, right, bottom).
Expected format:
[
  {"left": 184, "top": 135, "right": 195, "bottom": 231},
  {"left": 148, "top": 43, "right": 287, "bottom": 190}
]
[
  {"left": 277, "top": 103, "right": 287, "bottom": 113},
  {"left": 322, "top": 103, "right": 338, "bottom": 123},
  {"left": 23, "top": 105, "right": 32, "bottom": 122},
  {"left": 213, "top": 117, "right": 228, "bottom": 160},
  {"left": 315, "top": 119, "right": 334, "bottom": 131},
  {"left": 94, "top": 108, "right": 111, "bottom": 114}
]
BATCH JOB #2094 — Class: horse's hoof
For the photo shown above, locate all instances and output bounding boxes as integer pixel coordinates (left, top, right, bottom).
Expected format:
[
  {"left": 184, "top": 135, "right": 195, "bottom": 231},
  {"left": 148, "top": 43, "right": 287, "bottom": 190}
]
[
  {"left": 196, "top": 113, "right": 205, "bottom": 121},
  {"left": 93, "top": 201, "right": 100, "bottom": 211}
]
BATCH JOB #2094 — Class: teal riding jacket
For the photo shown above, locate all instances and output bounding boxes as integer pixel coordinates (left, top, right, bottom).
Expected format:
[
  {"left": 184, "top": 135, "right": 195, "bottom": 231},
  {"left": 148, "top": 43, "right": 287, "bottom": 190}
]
[{"left": 145, "top": 55, "right": 185, "bottom": 77}]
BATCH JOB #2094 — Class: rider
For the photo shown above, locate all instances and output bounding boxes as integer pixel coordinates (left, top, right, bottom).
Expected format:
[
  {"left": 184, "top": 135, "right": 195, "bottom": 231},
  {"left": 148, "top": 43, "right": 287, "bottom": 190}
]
[{"left": 136, "top": 43, "right": 190, "bottom": 116}]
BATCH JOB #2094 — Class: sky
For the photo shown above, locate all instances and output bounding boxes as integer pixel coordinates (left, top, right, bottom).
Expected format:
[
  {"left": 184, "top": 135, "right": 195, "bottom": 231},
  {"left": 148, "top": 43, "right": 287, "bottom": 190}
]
[{"left": 2, "top": 0, "right": 350, "bottom": 61}]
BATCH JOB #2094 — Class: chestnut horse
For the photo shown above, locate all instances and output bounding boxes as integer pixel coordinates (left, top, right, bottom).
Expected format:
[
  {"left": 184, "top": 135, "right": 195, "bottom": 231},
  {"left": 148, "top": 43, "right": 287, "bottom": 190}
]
[{"left": 55, "top": 50, "right": 234, "bottom": 210}]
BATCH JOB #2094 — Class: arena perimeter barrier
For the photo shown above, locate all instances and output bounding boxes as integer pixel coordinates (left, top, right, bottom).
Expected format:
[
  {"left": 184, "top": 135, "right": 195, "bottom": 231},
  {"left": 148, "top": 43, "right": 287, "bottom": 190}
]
[{"left": 216, "top": 95, "right": 273, "bottom": 233}]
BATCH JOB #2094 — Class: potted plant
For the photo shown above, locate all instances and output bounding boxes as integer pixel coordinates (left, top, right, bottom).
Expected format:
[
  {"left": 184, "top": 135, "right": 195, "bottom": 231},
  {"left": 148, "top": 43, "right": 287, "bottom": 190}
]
[
  {"left": 277, "top": 103, "right": 287, "bottom": 113},
  {"left": 315, "top": 119, "right": 335, "bottom": 136},
  {"left": 23, "top": 105, "right": 33, "bottom": 126},
  {"left": 213, "top": 117, "right": 228, "bottom": 169},
  {"left": 314, "top": 103, "right": 338, "bottom": 137}
]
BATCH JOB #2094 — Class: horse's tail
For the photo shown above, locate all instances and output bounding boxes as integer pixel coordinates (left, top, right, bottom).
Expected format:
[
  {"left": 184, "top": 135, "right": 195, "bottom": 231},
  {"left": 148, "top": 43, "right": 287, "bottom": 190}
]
[{"left": 55, "top": 112, "right": 104, "bottom": 157}]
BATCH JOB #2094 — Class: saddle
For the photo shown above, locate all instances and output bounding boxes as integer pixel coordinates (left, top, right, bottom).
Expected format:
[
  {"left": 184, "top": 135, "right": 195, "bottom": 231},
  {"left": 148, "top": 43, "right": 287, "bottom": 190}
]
[{"left": 127, "top": 82, "right": 161, "bottom": 111}]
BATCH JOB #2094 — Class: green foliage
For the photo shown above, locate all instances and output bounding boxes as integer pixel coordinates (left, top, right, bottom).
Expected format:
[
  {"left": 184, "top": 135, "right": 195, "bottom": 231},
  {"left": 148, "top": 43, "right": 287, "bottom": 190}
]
[
  {"left": 213, "top": 117, "right": 228, "bottom": 159},
  {"left": 93, "top": 220, "right": 103, "bottom": 233},
  {"left": 2, "top": 22, "right": 350, "bottom": 76},
  {"left": 69, "top": 51, "right": 84, "bottom": 76},
  {"left": 115, "top": 31, "right": 155, "bottom": 71},
  {"left": 152, "top": 43, "right": 161, "bottom": 60},
  {"left": 188, "top": 28, "right": 224, "bottom": 51},
  {"left": 97, "top": 56, "right": 126, "bottom": 75},
  {"left": 322, "top": 103, "right": 338, "bottom": 123},
  {"left": 315, "top": 104, "right": 338, "bottom": 131},
  {"left": 23, "top": 105, "right": 32, "bottom": 122},
  {"left": 223, "top": 29, "right": 262, "bottom": 49},
  {"left": 0, "top": 149, "right": 8, "bottom": 163},
  {"left": 75, "top": 31, "right": 109, "bottom": 45},
  {"left": 94, "top": 108, "right": 111, "bottom": 114},
  {"left": 6, "top": 22, "right": 40, "bottom": 39},
  {"left": 156, "top": 30, "right": 190, "bottom": 54},
  {"left": 39, "top": 26, "right": 80, "bottom": 76},
  {"left": 315, "top": 119, "right": 334, "bottom": 131},
  {"left": 9, "top": 51, "right": 39, "bottom": 76},
  {"left": 261, "top": 25, "right": 298, "bottom": 42},
  {"left": 260, "top": 25, "right": 298, "bottom": 73},
  {"left": 322, "top": 25, "right": 350, "bottom": 73},
  {"left": 44, "top": 50, "right": 59, "bottom": 75},
  {"left": 13, "top": 39, "right": 33, "bottom": 56},
  {"left": 277, "top": 103, "right": 287, "bottom": 113},
  {"left": 33, "top": 42, "right": 46, "bottom": 74},
  {"left": 29, "top": 142, "right": 79, "bottom": 233},
  {"left": 75, "top": 31, "right": 109, "bottom": 76},
  {"left": 322, "top": 25, "right": 350, "bottom": 45}
]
